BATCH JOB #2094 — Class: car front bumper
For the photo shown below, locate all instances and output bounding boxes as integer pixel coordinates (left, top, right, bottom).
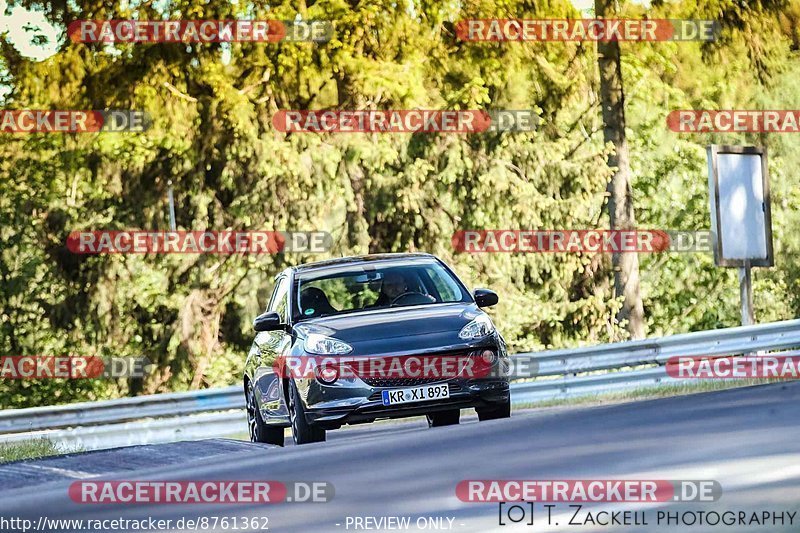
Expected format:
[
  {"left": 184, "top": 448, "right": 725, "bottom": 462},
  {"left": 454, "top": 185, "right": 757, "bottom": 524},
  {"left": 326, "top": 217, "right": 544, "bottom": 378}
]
[{"left": 302, "top": 378, "right": 510, "bottom": 429}]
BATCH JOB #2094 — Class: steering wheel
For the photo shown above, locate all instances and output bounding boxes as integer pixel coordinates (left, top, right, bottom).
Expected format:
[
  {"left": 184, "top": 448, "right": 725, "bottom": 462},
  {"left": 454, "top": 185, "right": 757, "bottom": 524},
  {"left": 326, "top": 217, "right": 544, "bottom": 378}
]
[{"left": 390, "top": 291, "right": 435, "bottom": 306}]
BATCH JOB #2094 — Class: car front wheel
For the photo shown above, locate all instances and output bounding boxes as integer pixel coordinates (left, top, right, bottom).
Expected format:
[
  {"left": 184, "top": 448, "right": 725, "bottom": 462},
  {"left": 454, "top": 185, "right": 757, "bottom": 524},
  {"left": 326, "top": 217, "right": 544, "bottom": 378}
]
[
  {"left": 246, "top": 381, "right": 284, "bottom": 446},
  {"left": 426, "top": 409, "right": 460, "bottom": 427},
  {"left": 288, "top": 380, "right": 326, "bottom": 444},
  {"left": 477, "top": 399, "right": 511, "bottom": 421}
]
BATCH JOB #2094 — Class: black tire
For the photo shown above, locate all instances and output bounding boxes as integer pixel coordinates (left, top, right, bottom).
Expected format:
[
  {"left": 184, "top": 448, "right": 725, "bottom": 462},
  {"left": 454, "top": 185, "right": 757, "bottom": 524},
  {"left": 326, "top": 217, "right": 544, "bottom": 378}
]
[
  {"left": 288, "top": 380, "right": 326, "bottom": 444},
  {"left": 477, "top": 400, "right": 511, "bottom": 421},
  {"left": 246, "top": 381, "right": 284, "bottom": 446},
  {"left": 426, "top": 409, "right": 460, "bottom": 427}
]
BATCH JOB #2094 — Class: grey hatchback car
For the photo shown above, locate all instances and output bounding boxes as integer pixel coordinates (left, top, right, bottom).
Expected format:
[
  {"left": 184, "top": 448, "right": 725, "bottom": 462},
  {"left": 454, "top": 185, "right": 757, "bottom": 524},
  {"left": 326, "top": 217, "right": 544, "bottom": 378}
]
[{"left": 243, "top": 253, "right": 510, "bottom": 446}]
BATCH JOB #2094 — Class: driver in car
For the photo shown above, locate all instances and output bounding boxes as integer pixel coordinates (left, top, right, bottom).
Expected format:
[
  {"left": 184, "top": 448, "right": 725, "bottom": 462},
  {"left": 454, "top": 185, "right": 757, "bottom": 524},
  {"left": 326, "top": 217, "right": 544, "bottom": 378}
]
[{"left": 372, "top": 271, "right": 408, "bottom": 307}]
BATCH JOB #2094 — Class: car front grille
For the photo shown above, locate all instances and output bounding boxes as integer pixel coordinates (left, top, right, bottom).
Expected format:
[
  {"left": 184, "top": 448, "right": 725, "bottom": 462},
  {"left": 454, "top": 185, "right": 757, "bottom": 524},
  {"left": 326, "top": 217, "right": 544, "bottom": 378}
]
[{"left": 361, "top": 376, "right": 443, "bottom": 388}]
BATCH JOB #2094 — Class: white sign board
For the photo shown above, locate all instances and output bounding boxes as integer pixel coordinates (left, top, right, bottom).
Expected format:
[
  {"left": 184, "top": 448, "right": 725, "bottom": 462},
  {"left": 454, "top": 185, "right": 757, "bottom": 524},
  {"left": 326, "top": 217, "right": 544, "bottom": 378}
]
[{"left": 707, "top": 146, "right": 773, "bottom": 267}]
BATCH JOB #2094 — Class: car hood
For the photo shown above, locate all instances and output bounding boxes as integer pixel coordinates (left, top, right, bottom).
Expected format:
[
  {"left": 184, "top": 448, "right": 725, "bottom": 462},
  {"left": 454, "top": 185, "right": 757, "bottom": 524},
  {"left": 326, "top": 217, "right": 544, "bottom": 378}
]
[{"left": 294, "top": 302, "right": 488, "bottom": 356}]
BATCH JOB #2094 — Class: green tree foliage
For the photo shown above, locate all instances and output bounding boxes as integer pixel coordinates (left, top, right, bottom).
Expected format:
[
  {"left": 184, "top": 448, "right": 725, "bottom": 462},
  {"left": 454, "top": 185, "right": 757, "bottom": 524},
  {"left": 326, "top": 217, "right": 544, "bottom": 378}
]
[{"left": 0, "top": 0, "right": 798, "bottom": 407}]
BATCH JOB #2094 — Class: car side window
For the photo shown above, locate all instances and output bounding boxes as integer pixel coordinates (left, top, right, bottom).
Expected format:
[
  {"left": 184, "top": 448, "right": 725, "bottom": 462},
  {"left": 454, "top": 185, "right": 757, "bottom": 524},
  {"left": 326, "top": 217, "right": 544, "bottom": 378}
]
[{"left": 268, "top": 276, "right": 290, "bottom": 323}]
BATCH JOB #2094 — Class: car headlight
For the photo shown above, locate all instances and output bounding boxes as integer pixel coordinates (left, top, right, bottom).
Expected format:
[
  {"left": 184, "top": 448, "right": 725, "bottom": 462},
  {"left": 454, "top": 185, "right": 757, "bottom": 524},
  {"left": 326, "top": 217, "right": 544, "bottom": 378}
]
[
  {"left": 459, "top": 314, "right": 495, "bottom": 340},
  {"left": 304, "top": 333, "right": 353, "bottom": 355}
]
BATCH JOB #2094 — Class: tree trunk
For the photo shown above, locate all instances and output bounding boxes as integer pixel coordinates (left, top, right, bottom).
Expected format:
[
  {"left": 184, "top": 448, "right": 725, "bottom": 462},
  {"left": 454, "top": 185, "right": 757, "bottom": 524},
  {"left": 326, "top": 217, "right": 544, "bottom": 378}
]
[
  {"left": 335, "top": 73, "right": 371, "bottom": 254},
  {"left": 595, "top": 0, "right": 646, "bottom": 339}
]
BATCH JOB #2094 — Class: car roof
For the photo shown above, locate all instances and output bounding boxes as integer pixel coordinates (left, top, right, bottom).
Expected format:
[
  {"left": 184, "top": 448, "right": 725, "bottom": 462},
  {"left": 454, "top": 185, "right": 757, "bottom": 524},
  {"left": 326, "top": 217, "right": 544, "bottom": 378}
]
[{"left": 289, "top": 253, "right": 437, "bottom": 276}]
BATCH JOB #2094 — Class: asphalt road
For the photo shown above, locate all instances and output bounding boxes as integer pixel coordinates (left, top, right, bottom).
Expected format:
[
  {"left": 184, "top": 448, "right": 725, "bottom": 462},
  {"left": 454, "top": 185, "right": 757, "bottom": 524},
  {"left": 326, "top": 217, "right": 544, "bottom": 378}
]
[{"left": 2, "top": 382, "right": 800, "bottom": 532}]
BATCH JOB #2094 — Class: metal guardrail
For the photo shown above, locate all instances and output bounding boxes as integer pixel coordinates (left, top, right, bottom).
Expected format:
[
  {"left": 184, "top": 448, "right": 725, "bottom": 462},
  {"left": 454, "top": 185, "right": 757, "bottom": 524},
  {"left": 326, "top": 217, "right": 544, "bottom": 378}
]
[
  {"left": 2, "top": 318, "right": 799, "bottom": 451},
  {"left": 510, "top": 317, "right": 800, "bottom": 403},
  {"left": 517, "top": 318, "right": 800, "bottom": 376},
  {"left": 0, "top": 387, "right": 242, "bottom": 434}
]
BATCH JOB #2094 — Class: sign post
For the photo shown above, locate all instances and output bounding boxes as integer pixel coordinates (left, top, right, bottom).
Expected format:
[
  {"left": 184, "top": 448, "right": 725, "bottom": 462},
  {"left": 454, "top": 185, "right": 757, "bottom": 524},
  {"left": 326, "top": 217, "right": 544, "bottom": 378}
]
[
  {"left": 707, "top": 146, "right": 773, "bottom": 326},
  {"left": 738, "top": 260, "right": 754, "bottom": 326}
]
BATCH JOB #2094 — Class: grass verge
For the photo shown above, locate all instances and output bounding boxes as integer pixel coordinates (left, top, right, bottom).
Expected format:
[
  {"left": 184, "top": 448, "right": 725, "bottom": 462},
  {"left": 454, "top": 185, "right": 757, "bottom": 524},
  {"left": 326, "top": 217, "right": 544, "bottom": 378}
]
[{"left": 0, "top": 438, "right": 80, "bottom": 464}]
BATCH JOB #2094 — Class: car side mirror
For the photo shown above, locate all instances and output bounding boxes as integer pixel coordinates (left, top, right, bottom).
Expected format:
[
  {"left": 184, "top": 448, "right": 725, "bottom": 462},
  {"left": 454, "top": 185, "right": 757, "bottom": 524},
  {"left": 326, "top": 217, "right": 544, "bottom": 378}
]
[
  {"left": 253, "top": 311, "right": 284, "bottom": 332},
  {"left": 473, "top": 288, "right": 498, "bottom": 308}
]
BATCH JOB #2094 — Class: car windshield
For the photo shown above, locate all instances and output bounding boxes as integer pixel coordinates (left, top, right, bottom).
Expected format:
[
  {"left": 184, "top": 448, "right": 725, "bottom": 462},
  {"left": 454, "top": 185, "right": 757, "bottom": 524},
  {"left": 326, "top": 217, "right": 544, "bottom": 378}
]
[{"left": 295, "top": 260, "right": 470, "bottom": 319}]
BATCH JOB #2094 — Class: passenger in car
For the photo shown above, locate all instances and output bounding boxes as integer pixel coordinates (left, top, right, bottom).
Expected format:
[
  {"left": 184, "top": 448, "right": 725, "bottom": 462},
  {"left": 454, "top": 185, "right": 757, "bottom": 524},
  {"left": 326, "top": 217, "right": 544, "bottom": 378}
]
[{"left": 299, "top": 287, "right": 337, "bottom": 317}]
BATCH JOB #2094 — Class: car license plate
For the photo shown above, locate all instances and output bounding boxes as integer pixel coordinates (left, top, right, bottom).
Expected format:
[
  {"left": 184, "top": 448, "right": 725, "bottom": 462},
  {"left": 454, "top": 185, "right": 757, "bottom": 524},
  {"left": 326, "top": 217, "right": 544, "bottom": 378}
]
[{"left": 381, "top": 384, "right": 449, "bottom": 406}]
